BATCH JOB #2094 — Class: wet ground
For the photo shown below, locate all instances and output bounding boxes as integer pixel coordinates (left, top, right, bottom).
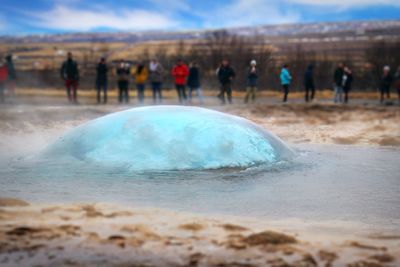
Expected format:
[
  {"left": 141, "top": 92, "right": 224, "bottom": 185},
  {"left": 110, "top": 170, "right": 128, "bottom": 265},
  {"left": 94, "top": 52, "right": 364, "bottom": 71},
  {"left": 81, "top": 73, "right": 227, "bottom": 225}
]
[{"left": 0, "top": 94, "right": 399, "bottom": 266}]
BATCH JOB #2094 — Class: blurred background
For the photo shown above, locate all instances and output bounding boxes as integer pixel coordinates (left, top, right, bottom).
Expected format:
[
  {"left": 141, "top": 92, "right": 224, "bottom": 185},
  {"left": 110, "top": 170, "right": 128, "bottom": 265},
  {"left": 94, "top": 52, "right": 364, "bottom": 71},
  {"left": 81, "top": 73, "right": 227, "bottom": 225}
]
[{"left": 0, "top": 0, "right": 399, "bottom": 92}]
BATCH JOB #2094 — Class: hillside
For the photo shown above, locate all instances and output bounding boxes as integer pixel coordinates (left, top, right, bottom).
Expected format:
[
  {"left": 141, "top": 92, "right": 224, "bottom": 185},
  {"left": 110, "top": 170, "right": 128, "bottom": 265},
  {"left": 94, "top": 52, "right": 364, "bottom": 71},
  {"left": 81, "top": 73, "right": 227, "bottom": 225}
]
[{"left": 1, "top": 20, "right": 399, "bottom": 43}]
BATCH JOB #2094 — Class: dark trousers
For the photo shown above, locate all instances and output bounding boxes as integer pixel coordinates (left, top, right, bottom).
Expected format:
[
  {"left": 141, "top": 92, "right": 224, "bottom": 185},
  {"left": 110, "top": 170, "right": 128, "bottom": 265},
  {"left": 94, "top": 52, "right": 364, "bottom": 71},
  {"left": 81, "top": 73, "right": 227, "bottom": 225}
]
[
  {"left": 218, "top": 82, "right": 232, "bottom": 104},
  {"left": 398, "top": 88, "right": 400, "bottom": 102},
  {"left": 137, "top": 83, "right": 145, "bottom": 103},
  {"left": 152, "top": 82, "right": 162, "bottom": 103},
  {"left": 175, "top": 84, "right": 187, "bottom": 103},
  {"left": 96, "top": 80, "right": 108, "bottom": 103},
  {"left": 118, "top": 80, "right": 129, "bottom": 103},
  {"left": 0, "top": 82, "right": 4, "bottom": 103},
  {"left": 380, "top": 85, "right": 390, "bottom": 102},
  {"left": 344, "top": 88, "right": 350, "bottom": 103},
  {"left": 282, "top": 84, "right": 289, "bottom": 102},
  {"left": 305, "top": 85, "right": 315, "bottom": 102},
  {"left": 65, "top": 79, "right": 78, "bottom": 103}
]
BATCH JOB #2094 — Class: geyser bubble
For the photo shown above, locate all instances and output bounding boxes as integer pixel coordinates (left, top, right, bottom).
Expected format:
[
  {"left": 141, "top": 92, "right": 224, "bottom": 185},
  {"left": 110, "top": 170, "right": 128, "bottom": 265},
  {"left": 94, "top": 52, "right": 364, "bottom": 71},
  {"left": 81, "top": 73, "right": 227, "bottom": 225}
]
[{"left": 42, "top": 106, "right": 294, "bottom": 171}]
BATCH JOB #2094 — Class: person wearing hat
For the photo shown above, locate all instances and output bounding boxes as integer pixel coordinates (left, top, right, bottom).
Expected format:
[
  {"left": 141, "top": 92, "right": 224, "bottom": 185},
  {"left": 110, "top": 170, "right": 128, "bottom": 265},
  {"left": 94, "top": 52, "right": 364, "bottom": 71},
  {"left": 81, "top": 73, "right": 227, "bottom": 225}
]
[
  {"left": 244, "top": 60, "right": 258, "bottom": 103},
  {"left": 217, "top": 59, "right": 236, "bottom": 104},
  {"left": 380, "top": 65, "right": 392, "bottom": 103}
]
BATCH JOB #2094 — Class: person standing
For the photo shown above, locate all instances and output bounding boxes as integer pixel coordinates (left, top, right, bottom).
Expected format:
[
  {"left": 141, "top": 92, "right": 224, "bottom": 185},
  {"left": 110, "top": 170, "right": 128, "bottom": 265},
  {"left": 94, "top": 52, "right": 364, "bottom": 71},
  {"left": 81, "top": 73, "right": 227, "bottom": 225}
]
[
  {"left": 187, "top": 62, "right": 204, "bottom": 104},
  {"left": 244, "top": 60, "right": 258, "bottom": 104},
  {"left": 134, "top": 62, "right": 148, "bottom": 104},
  {"left": 60, "top": 52, "right": 79, "bottom": 103},
  {"left": 342, "top": 66, "right": 353, "bottom": 104},
  {"left": 280, "top": 64, "right": 292, "bottom": 102},
  {"left": 333, "top": 62, "right": 344, "bottom": 103},
  {"left": 171, "top": 59, "right": 189, "bottom": 104},
  {"left": 304, "top": 64, "right": 315, "bottom": 102},
  {"left": 380, "top": 65, "right": 392, "bottom": 103},
  {"left": 96, "top": 57, "right": 108, "bottom": 104},
  {"left": 5, "top": 55, "right": 16, "bottom": 100},
  {"left": 217, "top": 59, "right": 236, "bottom": 104},
  {"left": 149, "top": 59, "right": 164, "bottom": 103},
  {"left": 0, "top": 58, "right": 8, "bottom": 103},
  {"left": 394, "top": 66, "right": 400, "bottom": 104},
  {"left": 116, "top": 59, "right": 130, "bottom": 103}
]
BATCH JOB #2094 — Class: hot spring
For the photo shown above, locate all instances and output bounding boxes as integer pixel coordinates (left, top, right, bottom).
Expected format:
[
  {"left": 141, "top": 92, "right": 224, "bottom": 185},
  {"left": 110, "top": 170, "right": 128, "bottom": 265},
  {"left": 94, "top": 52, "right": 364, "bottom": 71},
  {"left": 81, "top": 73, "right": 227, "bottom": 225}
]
[
  {"left": 0, "top": 105, "right": 399, "bottom": 235},
  {"left": 41, "top": 106, "right": 294, "bottom": 171}
]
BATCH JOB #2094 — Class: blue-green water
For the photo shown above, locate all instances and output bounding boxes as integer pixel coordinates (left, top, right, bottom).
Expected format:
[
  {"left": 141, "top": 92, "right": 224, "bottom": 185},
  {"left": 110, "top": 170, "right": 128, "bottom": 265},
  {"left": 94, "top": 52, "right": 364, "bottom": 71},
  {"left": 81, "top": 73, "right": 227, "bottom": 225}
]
[{"left": 1, "top": 144, "right": 399, "bottom": 233}]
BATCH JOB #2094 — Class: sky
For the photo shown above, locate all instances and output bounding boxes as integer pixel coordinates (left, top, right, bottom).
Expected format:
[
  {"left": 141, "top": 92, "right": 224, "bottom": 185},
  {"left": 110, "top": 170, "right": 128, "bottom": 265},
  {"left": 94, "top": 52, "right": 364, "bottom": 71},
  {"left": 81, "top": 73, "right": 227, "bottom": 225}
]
[{"left": 1, "top": 0, "right": 400, "bottom": 35}]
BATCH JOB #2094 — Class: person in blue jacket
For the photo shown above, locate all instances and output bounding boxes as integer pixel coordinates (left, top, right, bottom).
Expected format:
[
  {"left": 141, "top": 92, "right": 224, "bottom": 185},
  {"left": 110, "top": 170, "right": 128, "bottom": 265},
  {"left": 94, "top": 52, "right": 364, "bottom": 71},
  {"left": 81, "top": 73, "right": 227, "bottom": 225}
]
[{"left": 280, "top": 64, "right": 292, "bottom": 102}]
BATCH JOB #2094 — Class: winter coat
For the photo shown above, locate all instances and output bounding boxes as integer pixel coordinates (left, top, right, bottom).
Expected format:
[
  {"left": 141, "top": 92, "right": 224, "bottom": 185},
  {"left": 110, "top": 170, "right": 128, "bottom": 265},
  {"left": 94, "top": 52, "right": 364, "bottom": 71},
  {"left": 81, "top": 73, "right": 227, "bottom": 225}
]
[
  {"left": 343, "top": 73, "right": 353, "bottom": 92},
  {"left": 135, "top": 66, "right": 148, "bottom": 84},
  {"left": 304, "top": 67, "right": 314, "bottom": 88},
  {"left": 149, "top": 62, "right": 163, "bottom": 83},
  {"left": 334, "top": 67, "right": 344, "bottom": 87},
  {"left": 0, "top": 65, "right": 8, "bottom": 82},
  {"left": 217, "top": 65, "right": 236, "bottom": 84},
  {"left": 6, "top": 58, "right": 16, "bottom": 81},
  {"left": 394, "top": 72, "right": 400, "bottom": 89},
  {"left": 60, "top": 59, "right": 79, "bottom": 81},
  {"left": 381, "top": 73, "right": 393, "bottom": 89},
  {"left": 280, "top": 68, "right": 292, "bottom": 85},
  {"left": 247, "top": 66, "right": 258, "bottom": 87},
  {"left": 187, "top": 66, "right": 200, "bottom": 88},
  {"left": 171, "top": 64, "right": 189, "bottom": 85},
  {"left": 96, "top": 63, "right": 108, "bottom": 83},
  {"left": 116, "top": 66, "right": 130, "bottom": 82}
]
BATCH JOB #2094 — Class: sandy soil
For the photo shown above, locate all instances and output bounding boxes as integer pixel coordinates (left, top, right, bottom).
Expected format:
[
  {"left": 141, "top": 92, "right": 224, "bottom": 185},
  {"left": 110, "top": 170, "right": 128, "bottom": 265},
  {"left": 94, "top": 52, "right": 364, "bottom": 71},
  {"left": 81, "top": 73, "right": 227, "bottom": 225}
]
[
  {"left": 0, "top": 93, "right": 399, "bottom": 266},
  {"left": 222, "top": 103, "right": 400, "bottom": 147},
  {"left": 0, "top": 198, "right": 399, "bottom": 267}
]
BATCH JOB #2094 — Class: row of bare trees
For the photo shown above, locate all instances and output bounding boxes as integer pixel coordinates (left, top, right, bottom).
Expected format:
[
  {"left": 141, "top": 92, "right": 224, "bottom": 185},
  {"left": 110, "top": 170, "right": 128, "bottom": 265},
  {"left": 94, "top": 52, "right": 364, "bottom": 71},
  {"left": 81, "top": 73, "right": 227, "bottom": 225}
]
[{"left": 15, "top": 31, "right": 400, "bottom": 91}]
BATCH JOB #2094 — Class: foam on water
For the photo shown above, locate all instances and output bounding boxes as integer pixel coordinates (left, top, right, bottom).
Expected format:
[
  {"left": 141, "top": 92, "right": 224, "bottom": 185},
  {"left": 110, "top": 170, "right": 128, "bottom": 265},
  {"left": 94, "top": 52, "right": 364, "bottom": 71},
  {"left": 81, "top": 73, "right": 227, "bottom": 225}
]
[{"left": 41, "top": 106, "right": 293, "bottom": 171}]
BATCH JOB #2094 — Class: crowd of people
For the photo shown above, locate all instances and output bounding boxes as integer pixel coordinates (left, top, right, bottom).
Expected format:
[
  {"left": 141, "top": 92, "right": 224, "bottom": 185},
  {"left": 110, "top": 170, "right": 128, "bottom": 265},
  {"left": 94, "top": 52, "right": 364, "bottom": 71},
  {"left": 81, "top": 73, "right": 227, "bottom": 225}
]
[{"left": 1, "top": 52, "right": 400, "bottom": 105}]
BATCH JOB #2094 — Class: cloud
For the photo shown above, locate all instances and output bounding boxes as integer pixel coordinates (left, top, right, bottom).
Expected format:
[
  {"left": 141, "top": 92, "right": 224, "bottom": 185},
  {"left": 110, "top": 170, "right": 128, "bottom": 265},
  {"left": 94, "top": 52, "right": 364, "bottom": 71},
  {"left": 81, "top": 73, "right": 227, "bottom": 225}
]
[
  {"left": 201, "top": 0, "right": 300, "bottom": 28},
  {"left": 289, "top": 0, "right": 400, "bottom": 8},
  {"left": 24, "top": 5, "right": 179, "bottom": 31}
]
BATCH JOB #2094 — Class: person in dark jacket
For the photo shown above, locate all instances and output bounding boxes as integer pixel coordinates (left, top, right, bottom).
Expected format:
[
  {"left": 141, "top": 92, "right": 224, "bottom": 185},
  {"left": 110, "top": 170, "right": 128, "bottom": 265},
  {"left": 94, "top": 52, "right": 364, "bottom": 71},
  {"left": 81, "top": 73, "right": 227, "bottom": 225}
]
[
  {"left": 343, "top": 66, "right": 353, "bottom": 103},
  {"left": 304, "top": 64, "right": 315, "bottom": 102},
  {"left": 60, "top": 52, "right": 79, "bottom": 103},
  {"left": 187, "top": 62, "right": 204, "bottom": 104},
  {"left": 0, "top": 58, "right": 7, "bottom": 103},
  {"left": 380, "top": 65, "right": 392, "bottom": 103},
  {"left": 5, "top": 54, "right": 16, "bottom": 100},
  {"left": 217, "top": 59, "right": 235, "bottom": 104},
  {"left": 116, "top": 59, "right": 130, "bottom": 103},
  {"left": 96, "top": 57, "right": 108, "bottom": 104},
  {"left": 244, "top": 60, "right": 258, "bottom": 104},
  {"left": 333, "top": 62, "right": 344, "bottom": 103},
  {"left": 395, "top": 66, "right": 400, "bottom": 104}
]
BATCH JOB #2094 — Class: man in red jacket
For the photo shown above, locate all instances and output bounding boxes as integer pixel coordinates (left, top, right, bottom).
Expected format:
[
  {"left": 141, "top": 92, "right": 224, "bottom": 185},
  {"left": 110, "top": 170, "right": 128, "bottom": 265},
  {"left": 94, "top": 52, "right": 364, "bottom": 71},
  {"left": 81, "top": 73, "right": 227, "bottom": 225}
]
[
  {"left": 171, "top": 59, "right": 189, "bottom": 103},
  {"left": 0, "top": 58, "right": 8, "bottom": 103}
]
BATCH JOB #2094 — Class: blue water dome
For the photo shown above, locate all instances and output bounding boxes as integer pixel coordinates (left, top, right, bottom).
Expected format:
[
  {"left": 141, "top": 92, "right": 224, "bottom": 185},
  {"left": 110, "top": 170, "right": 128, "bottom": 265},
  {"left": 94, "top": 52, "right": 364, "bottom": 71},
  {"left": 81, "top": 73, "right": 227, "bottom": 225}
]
[{"left": 43, "top": 106, "right": 294, "bottom": 171}]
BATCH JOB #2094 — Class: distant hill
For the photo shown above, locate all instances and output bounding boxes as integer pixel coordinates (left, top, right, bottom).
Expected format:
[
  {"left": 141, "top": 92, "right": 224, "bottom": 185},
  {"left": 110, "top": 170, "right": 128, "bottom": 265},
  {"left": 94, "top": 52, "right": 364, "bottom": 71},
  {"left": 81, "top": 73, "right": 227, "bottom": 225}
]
[{"left": 1, "top": 20, "right": 400, "bottom": 43}]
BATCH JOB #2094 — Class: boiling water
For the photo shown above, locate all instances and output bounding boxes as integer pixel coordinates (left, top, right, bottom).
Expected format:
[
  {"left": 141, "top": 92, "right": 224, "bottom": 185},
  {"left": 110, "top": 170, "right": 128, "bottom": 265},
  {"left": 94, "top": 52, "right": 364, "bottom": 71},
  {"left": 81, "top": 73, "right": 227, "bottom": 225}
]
[{"left": 1, "top": 143, "right": 399, "bottom": 233}]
